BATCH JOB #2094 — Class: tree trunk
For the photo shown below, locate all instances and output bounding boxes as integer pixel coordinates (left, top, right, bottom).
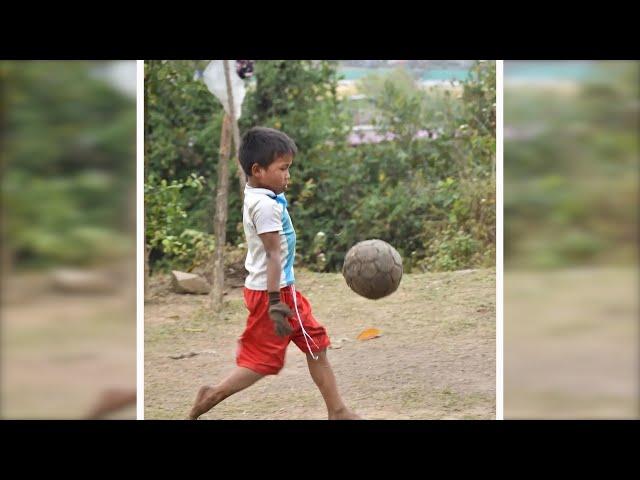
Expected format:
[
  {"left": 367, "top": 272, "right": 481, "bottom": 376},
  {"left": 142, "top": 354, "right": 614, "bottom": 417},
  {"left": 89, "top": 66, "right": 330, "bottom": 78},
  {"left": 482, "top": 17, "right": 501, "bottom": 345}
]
[
  {"left": 0, "top": 117, "right": 13, "bottom": 285},
  {"left": 235, "top": 122, "right": 246, "bottom": 198},
  {"left": 0, "top": 219, "right": 13, "bottom": 298},
  {"left": 144, "top": 243, "right": 150, "bottom": 300},
  {"left": 223, "top": 61, "right": 246, "bottom": 199},
  {"left": 210, "top": 113, "right": 232, "bottom": 311},
  {"left": 0, "top": 192, "right": 12, "bottom": 279}
]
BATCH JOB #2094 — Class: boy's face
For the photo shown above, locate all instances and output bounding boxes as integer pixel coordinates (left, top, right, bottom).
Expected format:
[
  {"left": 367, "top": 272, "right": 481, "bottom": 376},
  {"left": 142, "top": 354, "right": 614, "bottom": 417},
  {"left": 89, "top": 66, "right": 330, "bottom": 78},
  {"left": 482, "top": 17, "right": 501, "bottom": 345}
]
[{"left": 251, "top": 154, "right": 292, "bottom": 195}]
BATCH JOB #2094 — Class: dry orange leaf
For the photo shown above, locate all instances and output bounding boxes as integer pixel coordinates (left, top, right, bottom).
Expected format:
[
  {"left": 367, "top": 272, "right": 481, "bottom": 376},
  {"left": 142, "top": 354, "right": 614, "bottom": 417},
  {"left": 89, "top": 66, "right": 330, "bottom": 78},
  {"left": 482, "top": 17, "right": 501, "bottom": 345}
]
[{"left": 357, "top": 328, "right": 382, "bottom": 341}]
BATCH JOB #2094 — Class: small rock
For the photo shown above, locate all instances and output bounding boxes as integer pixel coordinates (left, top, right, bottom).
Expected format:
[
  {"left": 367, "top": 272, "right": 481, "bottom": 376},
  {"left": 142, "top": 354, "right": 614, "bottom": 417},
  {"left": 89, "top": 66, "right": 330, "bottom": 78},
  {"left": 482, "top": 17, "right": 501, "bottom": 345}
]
[
  {"left": 171, "top": 271, "right": 211, "bottom": 294},
  {"left": 51, "top": 268, "right": 117, "bottom": 294},
  {"left": 330, "top": 337, "right": 354, "bottom": 349},
  {"left": 454, "top": 269, "right": 476, "bottom": 275}
]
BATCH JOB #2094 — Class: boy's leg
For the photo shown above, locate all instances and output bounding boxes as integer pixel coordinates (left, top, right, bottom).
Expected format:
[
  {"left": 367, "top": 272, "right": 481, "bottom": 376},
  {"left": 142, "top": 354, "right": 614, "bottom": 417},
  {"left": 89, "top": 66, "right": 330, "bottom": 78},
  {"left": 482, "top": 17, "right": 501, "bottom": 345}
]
[
  {"left": 85, "top": 388, "right": 136, "bottom": 419},
  {"left": 306, "top": 350, "right": 361, "bottom": 420},
  {"left": 188, "top": 366, "right": 264, "bottom": 419}
]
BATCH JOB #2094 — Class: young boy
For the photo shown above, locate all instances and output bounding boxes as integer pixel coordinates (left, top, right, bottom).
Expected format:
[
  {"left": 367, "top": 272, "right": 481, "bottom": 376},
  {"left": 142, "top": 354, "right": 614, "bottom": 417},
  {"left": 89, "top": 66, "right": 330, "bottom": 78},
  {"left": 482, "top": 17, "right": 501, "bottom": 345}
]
[{"left": 188, "top": 127, "right": 360, "bottom": 420}]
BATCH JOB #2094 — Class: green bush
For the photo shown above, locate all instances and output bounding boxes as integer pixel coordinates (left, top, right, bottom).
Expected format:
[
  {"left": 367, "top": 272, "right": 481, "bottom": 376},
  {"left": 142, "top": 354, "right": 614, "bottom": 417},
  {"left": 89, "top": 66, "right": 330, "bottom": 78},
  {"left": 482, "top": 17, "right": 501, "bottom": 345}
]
[
  {"left": 144, "top": 172, "right": 215, "bottom": 271},
  {"left": 3, "top": 61, "right": 135, "bottom": 268}
]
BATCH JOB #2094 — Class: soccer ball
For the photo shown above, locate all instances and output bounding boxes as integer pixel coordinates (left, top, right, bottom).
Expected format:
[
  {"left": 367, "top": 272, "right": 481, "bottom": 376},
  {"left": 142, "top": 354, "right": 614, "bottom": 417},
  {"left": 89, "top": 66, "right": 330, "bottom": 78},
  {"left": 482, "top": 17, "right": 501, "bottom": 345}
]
[{"left": 342, "top": 239, "right": 403, "bottom": 300}]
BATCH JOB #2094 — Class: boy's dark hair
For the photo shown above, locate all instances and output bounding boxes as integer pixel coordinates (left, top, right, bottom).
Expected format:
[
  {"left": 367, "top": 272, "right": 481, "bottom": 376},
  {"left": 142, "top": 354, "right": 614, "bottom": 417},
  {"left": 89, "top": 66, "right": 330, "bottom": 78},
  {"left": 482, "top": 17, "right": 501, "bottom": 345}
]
[{"left": 239, "top": 127, "right": 297, "bottom": 177}]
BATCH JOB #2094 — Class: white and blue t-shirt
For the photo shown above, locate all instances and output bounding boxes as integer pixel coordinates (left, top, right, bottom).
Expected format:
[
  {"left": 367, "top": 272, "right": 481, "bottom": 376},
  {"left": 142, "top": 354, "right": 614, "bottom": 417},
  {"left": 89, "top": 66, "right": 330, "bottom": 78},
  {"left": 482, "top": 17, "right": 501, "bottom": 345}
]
[{"left": 242, "top": 184, "right": 296, "bottom": 290}]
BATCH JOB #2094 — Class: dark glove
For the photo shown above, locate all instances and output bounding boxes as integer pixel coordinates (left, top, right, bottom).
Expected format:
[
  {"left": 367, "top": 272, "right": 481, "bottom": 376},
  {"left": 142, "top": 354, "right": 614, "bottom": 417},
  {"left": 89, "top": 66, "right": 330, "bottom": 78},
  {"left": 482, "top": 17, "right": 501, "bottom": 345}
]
[{"left": 268, "top": 292, "right": 293, "bottom": 337}]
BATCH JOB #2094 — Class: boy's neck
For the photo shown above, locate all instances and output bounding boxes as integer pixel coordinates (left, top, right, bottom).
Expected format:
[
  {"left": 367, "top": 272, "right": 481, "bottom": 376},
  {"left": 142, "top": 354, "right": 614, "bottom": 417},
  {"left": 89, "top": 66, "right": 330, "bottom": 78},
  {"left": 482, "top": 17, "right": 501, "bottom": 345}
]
[{"left": 247, "top": 179, "right": 271, "bottom": 191}]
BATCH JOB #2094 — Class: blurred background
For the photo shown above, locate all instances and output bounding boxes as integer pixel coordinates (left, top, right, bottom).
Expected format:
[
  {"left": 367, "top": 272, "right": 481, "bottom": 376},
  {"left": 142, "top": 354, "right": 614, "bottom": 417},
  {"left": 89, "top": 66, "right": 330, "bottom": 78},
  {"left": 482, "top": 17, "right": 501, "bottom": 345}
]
[
  {"left": 1, "top": 60, "right": 136, "bottom": 418},
  {"left": 504, "top": 61, "right": 639, "bottom": 418}
]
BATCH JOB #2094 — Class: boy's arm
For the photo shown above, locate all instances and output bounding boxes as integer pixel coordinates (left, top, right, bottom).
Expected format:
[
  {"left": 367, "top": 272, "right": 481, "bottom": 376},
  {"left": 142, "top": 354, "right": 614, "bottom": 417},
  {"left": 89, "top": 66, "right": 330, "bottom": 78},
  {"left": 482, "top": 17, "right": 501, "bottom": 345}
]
[
  {"left": 259, "top": 231, "right": 283, "bottom": 294},
  {"left": 259, "top": 231, "right": 293, "bottom": 337}
]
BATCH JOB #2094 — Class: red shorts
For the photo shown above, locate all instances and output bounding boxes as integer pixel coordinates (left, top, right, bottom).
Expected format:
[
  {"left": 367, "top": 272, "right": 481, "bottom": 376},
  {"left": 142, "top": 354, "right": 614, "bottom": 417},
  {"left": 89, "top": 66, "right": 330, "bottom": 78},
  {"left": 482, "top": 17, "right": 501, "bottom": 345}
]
[{"left": 236, "top": 285, "right": 331, "bottom": 375}]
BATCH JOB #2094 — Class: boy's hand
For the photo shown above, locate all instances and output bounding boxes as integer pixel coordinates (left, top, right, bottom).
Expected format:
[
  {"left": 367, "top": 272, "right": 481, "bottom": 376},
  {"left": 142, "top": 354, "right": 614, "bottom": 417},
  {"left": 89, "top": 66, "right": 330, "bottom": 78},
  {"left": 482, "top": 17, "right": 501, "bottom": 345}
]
[{"left": 268, "top": 302, "right": 293, "bottom": 337}]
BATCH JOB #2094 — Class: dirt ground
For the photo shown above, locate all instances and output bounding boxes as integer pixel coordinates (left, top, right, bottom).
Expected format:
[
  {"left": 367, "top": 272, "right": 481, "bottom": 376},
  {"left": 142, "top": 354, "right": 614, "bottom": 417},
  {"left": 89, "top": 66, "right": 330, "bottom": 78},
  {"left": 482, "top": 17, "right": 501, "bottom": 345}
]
[
  {"left": 145, "top": 268, "right": 496, "bottom": 420},
  {"left": 504, "top": 267, "right": 639, "bottom": 419},
  {"left": 1, "top": 271, "right": 136, "bottom": 419}
]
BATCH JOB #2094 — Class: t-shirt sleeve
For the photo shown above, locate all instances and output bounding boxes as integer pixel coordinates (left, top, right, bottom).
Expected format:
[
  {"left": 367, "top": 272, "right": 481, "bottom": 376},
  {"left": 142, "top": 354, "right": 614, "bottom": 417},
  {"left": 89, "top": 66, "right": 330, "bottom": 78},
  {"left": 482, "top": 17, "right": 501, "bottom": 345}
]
[{"left": 252, "top": 198, "right": 283, "bottom": 235}]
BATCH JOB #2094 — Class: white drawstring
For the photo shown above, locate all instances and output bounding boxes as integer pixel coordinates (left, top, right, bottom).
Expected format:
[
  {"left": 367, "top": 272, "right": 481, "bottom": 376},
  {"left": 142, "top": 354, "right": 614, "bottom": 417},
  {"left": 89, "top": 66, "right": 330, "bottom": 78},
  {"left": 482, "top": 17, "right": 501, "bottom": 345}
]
[{"left": 290, "top": 284, "right": 319, "bottom": 360}]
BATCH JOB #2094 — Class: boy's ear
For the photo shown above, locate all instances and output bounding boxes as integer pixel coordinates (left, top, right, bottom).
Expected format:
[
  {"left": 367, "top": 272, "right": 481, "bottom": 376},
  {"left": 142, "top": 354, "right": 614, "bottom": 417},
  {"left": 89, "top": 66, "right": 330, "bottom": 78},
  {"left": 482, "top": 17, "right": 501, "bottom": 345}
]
[{"left": 251, "top": 163, "right": 263, "bottom": 177}]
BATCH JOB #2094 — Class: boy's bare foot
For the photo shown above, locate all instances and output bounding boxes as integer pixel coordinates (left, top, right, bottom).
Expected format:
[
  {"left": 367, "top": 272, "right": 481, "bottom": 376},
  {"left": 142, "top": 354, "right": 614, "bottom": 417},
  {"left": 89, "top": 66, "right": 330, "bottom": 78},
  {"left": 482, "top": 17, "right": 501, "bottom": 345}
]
[
  {"left": 328, "top": 407, "right": 362, "bottom": 420},
  {"left": 187, "top": 385, "right": 216, "bottom": 420},
  {"left": 85, "top": 388, "right": 137, "bottom": 419}
]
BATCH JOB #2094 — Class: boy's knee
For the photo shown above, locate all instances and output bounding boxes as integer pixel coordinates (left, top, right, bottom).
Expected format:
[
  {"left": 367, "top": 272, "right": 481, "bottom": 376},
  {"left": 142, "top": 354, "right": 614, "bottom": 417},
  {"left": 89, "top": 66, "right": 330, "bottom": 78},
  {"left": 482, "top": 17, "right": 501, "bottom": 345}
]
[{"left": 307, "top": 349, "right": 327, "bottom": 362}]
